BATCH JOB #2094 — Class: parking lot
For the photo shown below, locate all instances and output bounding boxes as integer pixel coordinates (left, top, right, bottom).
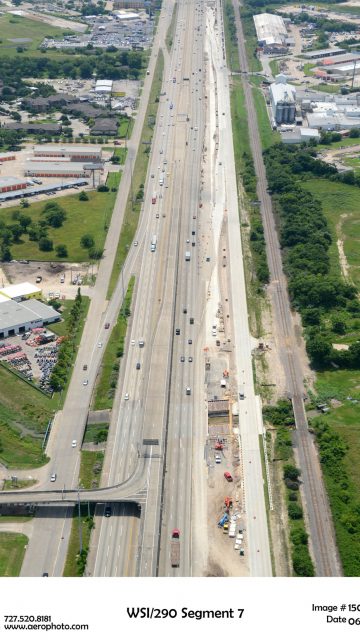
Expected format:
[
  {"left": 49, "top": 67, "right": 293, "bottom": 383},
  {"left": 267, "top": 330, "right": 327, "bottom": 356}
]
[{"left": 0, "top": 330, "right": 61, "bottom": 392}]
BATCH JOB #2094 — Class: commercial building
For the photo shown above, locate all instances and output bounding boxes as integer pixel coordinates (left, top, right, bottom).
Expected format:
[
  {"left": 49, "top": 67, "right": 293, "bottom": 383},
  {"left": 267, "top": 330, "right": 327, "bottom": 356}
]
[
  {"left": 0, "top": 298, "right": 61, "bottom": 339},
  {"left": 33, "top": 145, "right": 102, "bottom": 162},
  {"left": 0, "top": 282, "right": 42, "bottom": 302},
  {"left": 325, "top": 61, "right": 360, "bottom": 78},
  {"left": 95, "top": 79, "right": 113, "bottom": 94},
  {"left": 3, "top": 122, "right": 62, "bottom": 134},
  {"left": 319, "top": 53, "right": 360, "bottom": 67},
  {"left": 269, "top": 74, "right": 296, "bottom": 124},
  {"left": 281, "top": 127, "right": 320, "bottom": 144},
  {"left": 253, "top": 13, "right": 289, "bottom": 53},
  {"left": 0, "top": 153, "right": 15, "bottom": 162},
  {"left": 25, "top": 162, "right": 91, "bottom": 178},
  {"left": 90, "top": 118, "right": 118, "bottom": 135},
  {"left": 0, "top": 177, "right": 28, "bottom": 193},
  {"left": 303, "top": 47, "right": 346, "bottom": 60},
  {"left": 113, "top": 0, "right": 145, "bottom": 8}
]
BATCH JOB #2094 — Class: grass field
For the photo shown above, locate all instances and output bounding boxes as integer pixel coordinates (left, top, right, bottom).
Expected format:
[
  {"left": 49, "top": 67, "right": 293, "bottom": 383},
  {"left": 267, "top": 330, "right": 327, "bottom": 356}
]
[
  {"left": 63, "top": 504, "right": 95, "bottom": 577},
  {"left": 93, "top": 277, "right": 134, "bottom": 410},
  {"left": 0, "top": 183, "right": 120, "bottom": 263},
  {"left": 230, "top": 77, "right": 251, "bottom": 173},
  {"left": 269, "top": 59, "right": 279, "bottom": 76},
  {"left": 304, "top": 178, "right": 360, "bottom": 287},
  {"left": 79, "top": 451, "right": 104, "bottom": 490},
  {"left": 0, "top": 14, "right": 73, "bottom": 54},
  {"left": 0, "top": 533, "right": 28, "bottom": 576},
  {"left": 223, "top": 0, "right": 240, "bottom": 73},
  {"left": 252, "top": 87, "right": 280, "bottom": 149},
  {"left": 107, "top": 50, "right": 164, "bottom": 299},
  {"left": 83, "top": 423, "right": 108, "bottom": 443},
  {"left": 165, "top": 1, "right": 178, "bottom": 52},
  {"left": 319, "top": 136, "right": 360, "bottom": 150}
]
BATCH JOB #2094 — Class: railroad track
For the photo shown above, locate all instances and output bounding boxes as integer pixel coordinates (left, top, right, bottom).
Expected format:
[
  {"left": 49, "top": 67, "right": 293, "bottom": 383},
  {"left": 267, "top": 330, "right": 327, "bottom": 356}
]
[{"left": 232, "top": 1, "right": 341, "bottom": 576}]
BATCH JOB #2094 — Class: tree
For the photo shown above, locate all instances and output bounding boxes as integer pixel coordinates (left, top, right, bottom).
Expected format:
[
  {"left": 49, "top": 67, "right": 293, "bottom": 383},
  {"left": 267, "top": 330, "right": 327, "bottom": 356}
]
[
  {"left": 306, "top": 332, "right": 333, "bottom": 367},
  {"left": 44, "top": 204, "right": 67, "bottom": 228},
  {"left": 39, "top": 237, "right": 53, "bottom": 252},
  {"left": 56, "top": 244, "right": 68, "bottom": 258},
  {"left": 19, "top": 214, "right": 32, "bottom": 232},
  {"left": 284, "top": 465, "right": 301, "bottom": 482},
  {"left": 80, "top": 234, "right": 95, "bottom": 249},
  {"left": 288, "top": 503, "right": 303, "bottom": 520},
  {"left": 9, "top": 224, "right": 23, "bottom": 243},
  {"left": 97, "top": 184, "right": 109, "bottom": 192},
  {"left": 79, "top": 191, "right": 89, "bottom": 201}
]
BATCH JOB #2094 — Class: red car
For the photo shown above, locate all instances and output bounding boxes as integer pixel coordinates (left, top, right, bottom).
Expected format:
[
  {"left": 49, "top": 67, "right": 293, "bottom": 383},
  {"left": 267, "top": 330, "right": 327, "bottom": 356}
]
[
  {"left": 224, "top": 471, "right": 233, "bottom": 482},
  {"left": 105, "top": 322, "right": 110, "bottom": 329}
]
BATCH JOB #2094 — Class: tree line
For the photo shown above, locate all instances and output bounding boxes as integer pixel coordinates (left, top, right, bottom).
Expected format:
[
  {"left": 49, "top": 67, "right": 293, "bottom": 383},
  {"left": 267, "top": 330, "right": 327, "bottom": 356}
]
[{"left": 263, "top": 143, "right": 360, "bottom": 370}]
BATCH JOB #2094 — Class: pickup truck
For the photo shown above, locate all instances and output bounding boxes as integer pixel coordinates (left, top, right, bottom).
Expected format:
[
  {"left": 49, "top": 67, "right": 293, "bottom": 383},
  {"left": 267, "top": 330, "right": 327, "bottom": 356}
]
[{"left": 170, "top": 529, "right": 180, "bottom": 567}]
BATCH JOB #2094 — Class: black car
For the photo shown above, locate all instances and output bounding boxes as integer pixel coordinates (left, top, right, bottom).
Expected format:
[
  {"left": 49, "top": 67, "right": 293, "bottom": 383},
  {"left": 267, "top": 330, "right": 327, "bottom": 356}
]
[
  {"left": 104, "top": 506, "right": 112, "bottom": 518},
  {"left": 176, "top": 329, "right": 180, "bottom": 335},
  {"left": 136, "top": 362, "right": 141, "bottom": 370}
]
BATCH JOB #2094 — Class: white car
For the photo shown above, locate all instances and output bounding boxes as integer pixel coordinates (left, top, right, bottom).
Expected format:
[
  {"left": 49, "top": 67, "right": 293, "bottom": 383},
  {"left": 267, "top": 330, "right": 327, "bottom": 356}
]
[
  {"left": 72, "top": 440, "right": 77, "bottom": 448},
  {"left": 83, "top": 379, "right": 88, "bottom": 386},
  {"left": 98, "top": 342, "right": 103, "bottom": 348},
  {"left": 134, "top": 240, "right": 138, "bottom": 246},
  {"left": 215, "top": 454, "right": 221, "bottom": 464},
  {"left": 50, "top": 473, "right": 57, "bottom": 482},
  {"left": 131, "top": 339, "right": 135, "bottom": 346},
  {"left": 124, "top": 393, "right": 129, "bottom": 401}
]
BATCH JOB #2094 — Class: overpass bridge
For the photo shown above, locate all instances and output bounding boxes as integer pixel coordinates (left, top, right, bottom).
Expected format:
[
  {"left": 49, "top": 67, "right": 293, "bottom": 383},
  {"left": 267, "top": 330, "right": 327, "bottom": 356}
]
[{"left": 0, "top": 448, "right": 160, "bottom": 507}]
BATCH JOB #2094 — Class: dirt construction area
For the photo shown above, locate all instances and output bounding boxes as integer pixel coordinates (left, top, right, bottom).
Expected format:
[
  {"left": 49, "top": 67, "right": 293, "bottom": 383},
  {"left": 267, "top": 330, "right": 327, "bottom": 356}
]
[
  {"left": 206, "top": 432, "right": 249, "bottom": 577},
  {"left": 2, "top": 260, "right": 97, "bottom": 301}
]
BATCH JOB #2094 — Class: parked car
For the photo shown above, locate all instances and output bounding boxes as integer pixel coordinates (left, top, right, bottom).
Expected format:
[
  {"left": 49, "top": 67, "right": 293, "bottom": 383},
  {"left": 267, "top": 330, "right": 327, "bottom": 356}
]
[
  {"left": 105, "top": 323, "right": 110, "bottom": 329},
  {"left": 224, "top": 471, "right": 233, "bottom": 482}
]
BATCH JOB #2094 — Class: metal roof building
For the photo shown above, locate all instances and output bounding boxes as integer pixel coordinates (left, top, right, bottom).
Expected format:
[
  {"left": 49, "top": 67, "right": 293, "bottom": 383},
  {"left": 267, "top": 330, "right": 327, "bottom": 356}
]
[
  {"left": 0, "top": 282, "right": 42, "bottom": 302},
  {"left": 25, "top": 162, "right": 91, "bottom": 177},
  {"left": 0, "top": 299, "right": 60, "bottom": 339},
  {"left": 0, "top": 179, "right": 89, "bottom": 202},
  {"left": 270, "top": 74, "right": 296, "bottom": 124},
  {"left": 33, "top": 145, "right": 102, "bottom": 161},
  {"left": 253, "top": 13, "right": 288, "bottom": 49},
  {"left": 303, "top": 47, "right": 345, "bottom": 60},
  {"left": 0, "top": 177, "right": 28, "bottom": 193}
]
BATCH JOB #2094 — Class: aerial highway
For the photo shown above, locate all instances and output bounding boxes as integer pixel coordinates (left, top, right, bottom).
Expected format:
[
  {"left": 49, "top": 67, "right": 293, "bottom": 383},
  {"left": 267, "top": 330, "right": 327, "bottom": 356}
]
[{"left": 3, "top": 0, "right": 275, "bottom": 580}]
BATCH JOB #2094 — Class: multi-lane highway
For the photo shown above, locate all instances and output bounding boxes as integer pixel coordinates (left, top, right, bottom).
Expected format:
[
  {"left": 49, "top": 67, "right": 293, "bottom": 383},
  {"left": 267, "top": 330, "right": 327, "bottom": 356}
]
[{"left": 3, "top": 0, "right": 276, "bottom": 579}]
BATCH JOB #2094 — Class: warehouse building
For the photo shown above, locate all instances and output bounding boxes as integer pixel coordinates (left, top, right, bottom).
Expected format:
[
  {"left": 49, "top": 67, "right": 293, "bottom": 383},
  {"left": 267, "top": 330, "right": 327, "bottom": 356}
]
[
  {"left": 253, "top": 13, "right": 289, "bottom": 53},
  {"left": 0, "top": 282, "right": 42, "bottom": 303},
  {"left": 270, "top": 74, "right": 296, "bottom": 124},
  {"left": 25, "top": 161, "right": 91, "bottom": 178},
  {"left": 303, "top": 47, "right": 346, "bottom": 60},
  {"left": 33, "top": 145, "right": 102, "bottom": 162},
  {"left": 113, "top": 0, "right": 145, "bottom": 8},
  {"left": 0, "top": 177, "right": 28, "bottom": 193},
  {"left": 0, "top": 153, "right": 15, "bottom": 162},
  {"left": 0, "top": 298, "right": 61, "bottom": 339},
  {"left": 95, "top": 79, "right": 113, "bottom": 94}
]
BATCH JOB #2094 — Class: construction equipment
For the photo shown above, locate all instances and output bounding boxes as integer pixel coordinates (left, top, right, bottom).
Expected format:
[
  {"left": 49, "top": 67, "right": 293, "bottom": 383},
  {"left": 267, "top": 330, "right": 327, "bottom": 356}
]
[{"left": 218, "top": 514, "right": 229, "bottom": 528}]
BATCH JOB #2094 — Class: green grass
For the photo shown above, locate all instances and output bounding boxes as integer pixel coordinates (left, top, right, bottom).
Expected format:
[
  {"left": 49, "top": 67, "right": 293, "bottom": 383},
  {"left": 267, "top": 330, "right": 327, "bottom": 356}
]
[
  {"left": 118, "top": 118, "right": 133, "bottom": 139},
  {"left": 63, "top": 504, "right": 95, "bottom": 577},
  {"left": 107, "top": 50, "right": 164, "bottom": 299},
  {"left": 316, "top": 83, "right": 340, "bottom": 94},
  {"left": 303, "top": 62, "right": 316, "bottom": 76},
  {"left": 240, "top": 10, "right": 261, "bottom": 73},
  {"left": 1, "top": 185, "right": 121, "bottom": 263},
  {"left": 79, "top": 451, "right": 104, "bottom": 490},
  {"left": 0, "top": 14, "right": 73, "bottom": 54},
  {"left": 223, "top": 0, "right": 240, "bottom": 73},
  {"left": 3, "top": 479, "right": 36, "bottom": 489},
  {"left": 269, "top": 59, "right": 279, "bottom": 76},
  {"left": 319, "top": 136, "right": 360, "bottom": 150},
  {"left": 304, "top": 178, "right": 360, "bottom": 287},
  {"left": 112, "top": 147, "right": 127, "bottom": 164},
  {"left": 83, "top": 423, "right": 109, "bottom": 444},
  {"left": 0, "top": 533, "right": 28, "bottom": 576},
  {"left": 252, "top": 87, "right": 280, "bottom": 149},
  {"left": 165, "top": 1, "right": 178, "bottom": 52},
  {"left": 231, "top": 77, "right": 251, "bottom": 167},
  {"left": 93, "top": 277, "right": 135, "bottom": 410}
]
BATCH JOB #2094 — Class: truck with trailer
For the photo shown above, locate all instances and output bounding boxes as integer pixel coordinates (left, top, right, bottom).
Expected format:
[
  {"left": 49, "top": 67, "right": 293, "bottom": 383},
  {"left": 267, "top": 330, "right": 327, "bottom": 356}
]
[
  {"left": 170, "top": 529, "right": 180, "bottom": 567},
  {"left": 185, "top": 251, "right": 191, "bottom": 261}
]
